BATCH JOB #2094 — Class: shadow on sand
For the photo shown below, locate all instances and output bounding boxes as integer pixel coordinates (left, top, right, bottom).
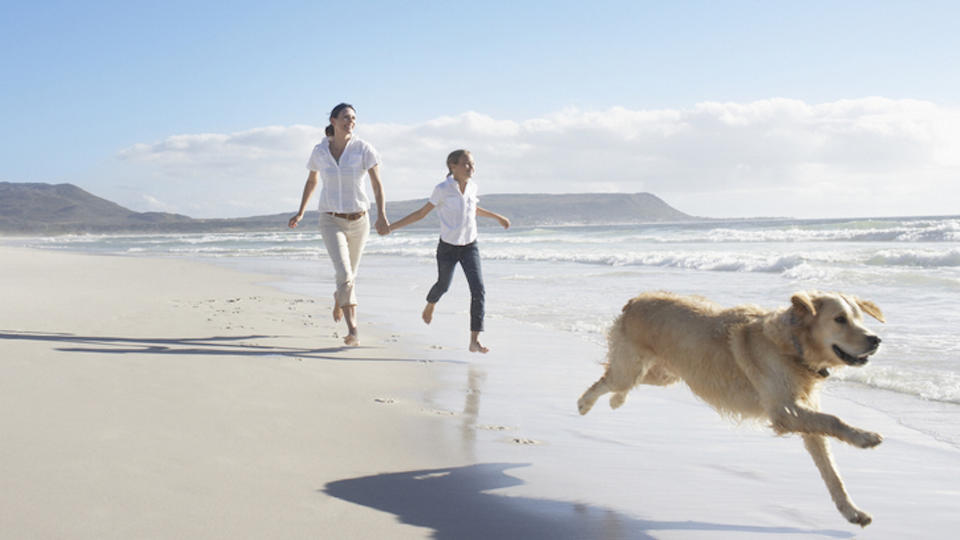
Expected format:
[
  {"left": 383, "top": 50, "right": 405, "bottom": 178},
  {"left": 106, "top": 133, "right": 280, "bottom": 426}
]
[
  {"left": 0, "top": 330, "right": 461, "bottom": 364},
  {"left": 323, "top": 463, "right": 854, "bottom": 540}
]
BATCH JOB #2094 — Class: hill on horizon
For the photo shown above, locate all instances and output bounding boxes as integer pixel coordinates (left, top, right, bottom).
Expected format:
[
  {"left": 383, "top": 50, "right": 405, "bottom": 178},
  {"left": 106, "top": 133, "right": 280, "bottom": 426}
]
[{"left": 0, "top": 181, "right": 697, "bottom": 235}]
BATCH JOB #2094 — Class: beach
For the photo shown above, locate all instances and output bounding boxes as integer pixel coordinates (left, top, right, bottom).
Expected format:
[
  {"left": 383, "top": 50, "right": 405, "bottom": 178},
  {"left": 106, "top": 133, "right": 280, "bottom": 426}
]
[{"left": 2, "top": 241, "right": 959, "bottom": 539}]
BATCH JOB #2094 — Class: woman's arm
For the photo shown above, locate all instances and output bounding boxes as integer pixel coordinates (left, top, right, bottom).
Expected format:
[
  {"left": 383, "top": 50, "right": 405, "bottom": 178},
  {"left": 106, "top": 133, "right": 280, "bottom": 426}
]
[
  {"left": 389, "top": 202, "right": 435, "bottom": 232},
  {"left": 477, "top": 206, "right": 510, "bottom": 229},
  {"left": 367, "top": 164, "right": 389, "bottom": 235},
  {"left": 288, "top": 171, "right": 319, "bottom": 228}
]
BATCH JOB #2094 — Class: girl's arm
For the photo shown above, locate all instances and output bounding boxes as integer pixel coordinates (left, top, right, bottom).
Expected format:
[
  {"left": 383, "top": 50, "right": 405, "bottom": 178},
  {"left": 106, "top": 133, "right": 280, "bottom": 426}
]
[
  {"left": 389, "top": 202, "right": 435, "bottom": 232},
  {"left": 367, "top": 164, "right": 389, "bottom": 235},
  {"left": 477, "top": 207, "right": 510, "bottom": 229},
  {"left": 288, "top": 171, "right": 319, "bottom": 228}
]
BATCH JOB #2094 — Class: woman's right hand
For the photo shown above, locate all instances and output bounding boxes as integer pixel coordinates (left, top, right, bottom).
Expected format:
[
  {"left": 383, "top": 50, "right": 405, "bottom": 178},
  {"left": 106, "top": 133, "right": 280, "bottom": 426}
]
[{"left": 288, "top": 214, "right": 303, "bottom": 229}]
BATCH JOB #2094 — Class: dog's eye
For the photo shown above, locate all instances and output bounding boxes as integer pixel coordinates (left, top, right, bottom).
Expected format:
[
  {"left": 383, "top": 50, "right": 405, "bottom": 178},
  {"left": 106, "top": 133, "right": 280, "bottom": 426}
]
[{"left": 834, "top": 316, "right": 848, "bottom": 325}]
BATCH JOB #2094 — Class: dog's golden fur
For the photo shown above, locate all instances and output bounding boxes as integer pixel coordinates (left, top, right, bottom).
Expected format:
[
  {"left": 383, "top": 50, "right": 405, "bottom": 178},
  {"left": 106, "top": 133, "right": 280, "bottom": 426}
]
[{"left": 577, "top": 291, "right": 885, "bottom": 527}]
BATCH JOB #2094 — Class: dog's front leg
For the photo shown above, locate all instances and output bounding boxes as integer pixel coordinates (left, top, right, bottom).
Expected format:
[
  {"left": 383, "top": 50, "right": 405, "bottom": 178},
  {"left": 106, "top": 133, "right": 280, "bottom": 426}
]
[
  {"left": 803, "top": 434, "right": 872, "bottom": 527},
  {"left": 771, "top": 404, "right": 882, "bottom": 448}
]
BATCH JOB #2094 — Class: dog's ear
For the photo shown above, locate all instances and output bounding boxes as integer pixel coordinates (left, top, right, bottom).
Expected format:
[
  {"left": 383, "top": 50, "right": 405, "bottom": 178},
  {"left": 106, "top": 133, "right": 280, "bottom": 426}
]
[
  {"left": 856, "top": 298, "right": 885, "bottom": 323},
  {"left": 791, "top": 292, "right": 816, "bottom": 319}
]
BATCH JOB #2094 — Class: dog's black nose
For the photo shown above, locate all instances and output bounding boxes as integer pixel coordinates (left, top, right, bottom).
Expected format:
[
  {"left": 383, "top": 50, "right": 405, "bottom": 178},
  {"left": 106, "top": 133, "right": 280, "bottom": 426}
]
[{"left": 867, "top": 335, "right": 881, "bottom": 348}]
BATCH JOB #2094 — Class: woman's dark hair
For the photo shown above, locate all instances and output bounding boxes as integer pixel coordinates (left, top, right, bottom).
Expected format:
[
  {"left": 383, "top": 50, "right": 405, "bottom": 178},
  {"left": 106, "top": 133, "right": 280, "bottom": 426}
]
[{"left": 325, "top": 102, "right": 355, "bottom": 137}]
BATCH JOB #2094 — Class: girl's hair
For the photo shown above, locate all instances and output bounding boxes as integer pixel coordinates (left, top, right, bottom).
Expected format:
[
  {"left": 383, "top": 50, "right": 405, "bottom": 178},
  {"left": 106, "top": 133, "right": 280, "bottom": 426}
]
[
  {"left": 446, "top": 149, "right": 471, "bottom": 175},
  {"left": 325, "top": 103, "right": 355, "bottom": 137}
]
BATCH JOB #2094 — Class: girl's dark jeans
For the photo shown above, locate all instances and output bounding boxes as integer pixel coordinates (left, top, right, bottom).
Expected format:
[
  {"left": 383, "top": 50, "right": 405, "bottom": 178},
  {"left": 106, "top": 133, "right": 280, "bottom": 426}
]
[{"left": 426, "top": 239, "right": 485, "bottom": 332}]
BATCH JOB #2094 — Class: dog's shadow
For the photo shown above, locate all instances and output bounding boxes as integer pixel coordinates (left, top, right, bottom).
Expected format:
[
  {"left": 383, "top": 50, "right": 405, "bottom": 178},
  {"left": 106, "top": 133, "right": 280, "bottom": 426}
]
[{"left": 322, "top": 463, "right": 854, "bottom": 540}]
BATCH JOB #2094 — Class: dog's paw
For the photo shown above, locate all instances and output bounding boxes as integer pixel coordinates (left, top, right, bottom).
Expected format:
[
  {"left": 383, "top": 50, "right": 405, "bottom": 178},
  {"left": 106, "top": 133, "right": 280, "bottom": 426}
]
[
  {"left": 854, "top": 430, "right": 883, "bottom": 449},
  {"left": 609, "top": 392, "right": 626, "bottom": 410},
  {"left": 577, "top": 396, "right": 594, "bottom": 415},
  {"left": 843, "top": 506, "right": 872, "bottom": 527}
]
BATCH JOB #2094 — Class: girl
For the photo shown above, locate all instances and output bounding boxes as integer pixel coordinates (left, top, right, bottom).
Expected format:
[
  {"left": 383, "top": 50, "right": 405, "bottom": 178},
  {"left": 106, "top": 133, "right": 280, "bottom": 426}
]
[
  {"left": 289, "top": 103, "right": 389, "bottom": 346},
  {"left": 388, "top": 150, "right": 510, "bottom": 353}
]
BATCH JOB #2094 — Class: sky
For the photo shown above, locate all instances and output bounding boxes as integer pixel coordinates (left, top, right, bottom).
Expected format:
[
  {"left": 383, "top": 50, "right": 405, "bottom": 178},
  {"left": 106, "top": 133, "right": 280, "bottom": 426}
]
[{"left": 2, "top": 0, "right": 959, "bottom": 219}]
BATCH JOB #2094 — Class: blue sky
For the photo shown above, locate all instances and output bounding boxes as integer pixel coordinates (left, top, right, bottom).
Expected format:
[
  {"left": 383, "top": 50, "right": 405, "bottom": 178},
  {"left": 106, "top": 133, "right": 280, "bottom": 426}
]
[{"left": 2, "top": 0, "right": 959, "bottom": 218}]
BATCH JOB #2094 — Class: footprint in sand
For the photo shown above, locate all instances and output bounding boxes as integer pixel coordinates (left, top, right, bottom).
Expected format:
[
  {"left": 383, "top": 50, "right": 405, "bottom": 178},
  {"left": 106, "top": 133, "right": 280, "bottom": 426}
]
[
  {"left": 478, "top": 424, "right": 512, "bottom": 431},
  {"left": 373, "top": 398, "right": 396, "bottom": 404},
  {"left": 422, "top": 408, "right": 456, "bottom": 416},
  {"left": 510, "top": 437, "right": 541, "bottom": 445}
]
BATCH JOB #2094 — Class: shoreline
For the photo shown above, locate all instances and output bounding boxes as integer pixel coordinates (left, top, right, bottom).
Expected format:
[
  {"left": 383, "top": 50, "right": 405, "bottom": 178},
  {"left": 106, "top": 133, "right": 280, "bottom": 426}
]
[{"left": 3, "top": 246, "right": 959, "bottom": 538}]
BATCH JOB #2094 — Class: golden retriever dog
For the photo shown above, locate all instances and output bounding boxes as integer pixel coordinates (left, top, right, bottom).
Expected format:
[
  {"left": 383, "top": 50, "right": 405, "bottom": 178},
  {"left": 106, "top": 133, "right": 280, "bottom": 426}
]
[{"left": 577, "top": 291, "right": 885, "bottom": 527}]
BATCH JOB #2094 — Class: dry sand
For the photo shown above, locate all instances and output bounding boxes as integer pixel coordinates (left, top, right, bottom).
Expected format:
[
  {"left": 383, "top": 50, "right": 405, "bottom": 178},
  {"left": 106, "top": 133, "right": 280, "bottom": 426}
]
[{"left": 0, "top": 247, "right": 467, "bottom": 538}]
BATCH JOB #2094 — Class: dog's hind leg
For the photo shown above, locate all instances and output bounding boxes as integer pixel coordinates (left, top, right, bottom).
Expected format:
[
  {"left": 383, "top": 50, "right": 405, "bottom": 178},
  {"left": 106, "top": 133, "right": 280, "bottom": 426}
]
[
  {"left": 579, "top": 315, "right": 651, "bottom": 415},
  {"left": 578, "top": 352, "right": 650, "bottom": 415},
  {"left": 802, "top": 434, "right": 872, "bottom": 527},
  {"left": 607, "top": 360, "right": 647, "bottom": 410},
  {"left": 577, "top": 376, "right": 610, "bottom": 415}
]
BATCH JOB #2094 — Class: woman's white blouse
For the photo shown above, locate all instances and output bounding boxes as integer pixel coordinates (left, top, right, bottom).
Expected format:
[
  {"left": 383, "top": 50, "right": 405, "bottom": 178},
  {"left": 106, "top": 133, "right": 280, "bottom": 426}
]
[{"left": 306, "top": 137, "right": 381, "bottom": 213}]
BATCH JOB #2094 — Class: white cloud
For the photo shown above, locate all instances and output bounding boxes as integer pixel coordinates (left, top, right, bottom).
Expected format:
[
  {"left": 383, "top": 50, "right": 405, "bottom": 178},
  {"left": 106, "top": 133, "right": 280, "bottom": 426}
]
[
  {"left": 112, "top": 98, "right": 960, "bottom": 219},
  {"left": 140, "top": 194, "right": 176, "bottom": 213}
]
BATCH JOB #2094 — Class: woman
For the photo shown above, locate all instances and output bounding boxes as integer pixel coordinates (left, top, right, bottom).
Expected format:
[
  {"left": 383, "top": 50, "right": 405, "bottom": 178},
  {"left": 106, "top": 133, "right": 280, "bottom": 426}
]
[{"left": 289, "top": 103, "right": 389, "bottom": 346}]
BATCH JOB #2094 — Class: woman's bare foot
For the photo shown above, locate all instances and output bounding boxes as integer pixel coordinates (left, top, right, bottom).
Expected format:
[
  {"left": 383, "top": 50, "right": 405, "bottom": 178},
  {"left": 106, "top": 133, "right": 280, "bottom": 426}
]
[
  {"left": 469, "top": 331, "right": 488, "bottom": 353},
  {"left": 422, "top": 303, "right": 436, "bottom": 324},
  {"left": 333, "top": 295, "right": 342, "bottom": 322},
  {"left": 342, "top": 305, "right": 358, "bottom": 346}
]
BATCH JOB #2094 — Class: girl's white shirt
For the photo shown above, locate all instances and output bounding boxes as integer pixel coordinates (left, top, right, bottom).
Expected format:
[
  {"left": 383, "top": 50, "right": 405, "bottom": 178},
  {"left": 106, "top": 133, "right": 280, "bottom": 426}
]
[
  {"left": 306, "top": 137, "right": 381, "bottom": 213},
  {"left": 429, "top": 175, "right": 479, "bottom": 246}
]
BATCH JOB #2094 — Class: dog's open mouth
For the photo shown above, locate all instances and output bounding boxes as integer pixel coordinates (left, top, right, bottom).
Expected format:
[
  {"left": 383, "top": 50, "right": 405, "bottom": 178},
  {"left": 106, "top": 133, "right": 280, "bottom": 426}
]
[{"left": 832, "top": 345, "right": 873, "bottom": 366}]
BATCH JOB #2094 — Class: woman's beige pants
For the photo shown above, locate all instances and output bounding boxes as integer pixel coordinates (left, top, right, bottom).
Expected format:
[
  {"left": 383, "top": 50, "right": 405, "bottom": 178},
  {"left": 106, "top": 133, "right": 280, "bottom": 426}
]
[{"left": 318, "top": 212, "right": 370, "bottom": 307}]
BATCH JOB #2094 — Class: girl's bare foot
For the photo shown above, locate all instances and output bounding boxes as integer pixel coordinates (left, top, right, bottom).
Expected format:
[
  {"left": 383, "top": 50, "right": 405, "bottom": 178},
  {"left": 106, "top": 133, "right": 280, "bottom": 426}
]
[
  {"left": 469, "top": 331, "right": 488, "bottom": 353},
  {"left": 344, "top": 332, "right": 359, "bottom": 346},
  {"left": 469, "top": 340, "right": 489, "bottom": 353},
  {"left": 422, "top": 303, "right": 436, "bottom": 324}
]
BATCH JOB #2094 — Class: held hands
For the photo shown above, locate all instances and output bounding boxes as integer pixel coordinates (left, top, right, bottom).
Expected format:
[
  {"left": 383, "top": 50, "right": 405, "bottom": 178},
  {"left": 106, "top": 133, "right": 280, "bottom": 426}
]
[{"left": 375, "top": 216, "right": 390, "bottom": 236}]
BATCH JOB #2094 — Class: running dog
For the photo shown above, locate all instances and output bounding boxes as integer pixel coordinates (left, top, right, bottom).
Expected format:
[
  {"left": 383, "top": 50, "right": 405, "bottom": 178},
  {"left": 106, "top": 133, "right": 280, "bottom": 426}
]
[{"left": 577, "top": 291, "right": 884, "bottom": 526}]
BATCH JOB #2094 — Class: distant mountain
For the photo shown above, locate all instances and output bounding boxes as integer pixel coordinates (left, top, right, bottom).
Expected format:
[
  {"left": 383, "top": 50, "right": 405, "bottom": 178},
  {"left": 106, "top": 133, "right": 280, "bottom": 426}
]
[
  {"left": 0, "top": 182, "right": 698, "bottom": 235},
  {"left": 382, "top": 192, "right": 694, "bottom": 229},
  {"left": 0, "top": 182, "right": 194, "bottom": 234}
]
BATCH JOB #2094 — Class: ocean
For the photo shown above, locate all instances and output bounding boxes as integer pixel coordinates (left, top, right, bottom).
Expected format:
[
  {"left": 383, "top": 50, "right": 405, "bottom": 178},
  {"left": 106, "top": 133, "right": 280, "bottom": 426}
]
[{"left": 19, "top": 214, "right": 960, "bottom": 445}]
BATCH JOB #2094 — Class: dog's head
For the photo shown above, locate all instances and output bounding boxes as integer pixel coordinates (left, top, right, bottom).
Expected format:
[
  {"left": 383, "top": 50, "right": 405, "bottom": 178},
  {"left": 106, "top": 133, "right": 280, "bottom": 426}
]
[{"left": 790, "top": 291, "right": 884, "bottom": 370}]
